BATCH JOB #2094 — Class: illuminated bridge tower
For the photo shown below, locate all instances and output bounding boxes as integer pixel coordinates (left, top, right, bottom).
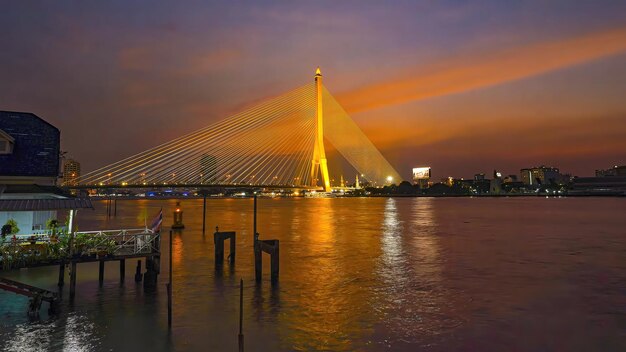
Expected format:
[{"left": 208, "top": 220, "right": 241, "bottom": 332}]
[{"left": 310, "top": 67, "right": 332, "bottom": 192}]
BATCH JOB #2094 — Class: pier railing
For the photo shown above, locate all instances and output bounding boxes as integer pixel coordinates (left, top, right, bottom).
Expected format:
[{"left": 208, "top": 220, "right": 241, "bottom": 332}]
[
  {"left": 72, "top": 229, "right": 160, "bottom": 257},
  {"left": 0, "top": 228, "right": 160, "bottom": 270}
]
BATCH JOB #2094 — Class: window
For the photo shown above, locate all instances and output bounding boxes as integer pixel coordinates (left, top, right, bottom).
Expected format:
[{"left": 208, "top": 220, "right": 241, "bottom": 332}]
[{"left": 0, "top": 130, "right": 14, "bottom": 154}]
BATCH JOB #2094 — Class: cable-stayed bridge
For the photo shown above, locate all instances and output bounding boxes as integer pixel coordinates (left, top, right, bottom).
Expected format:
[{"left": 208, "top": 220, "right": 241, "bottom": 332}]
[{"left": 75, "top": 68, "right": 400, "bottom": 191}]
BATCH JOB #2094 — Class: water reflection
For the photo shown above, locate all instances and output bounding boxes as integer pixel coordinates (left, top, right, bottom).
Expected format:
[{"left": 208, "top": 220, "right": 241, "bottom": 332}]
[
  {"left": 368, "top": 198, "right": 452, "bottom": 349},
  {"left": 2, "top": 198, "right": 625, "bottom": 351},
  {"left": 172, "top": 232, "right": 184, "bottom": 267}
]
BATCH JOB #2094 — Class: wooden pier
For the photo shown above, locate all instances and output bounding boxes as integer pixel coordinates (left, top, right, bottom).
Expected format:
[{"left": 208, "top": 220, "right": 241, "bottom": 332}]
[{"left": 1, "top": 228, "right": 161, "bottom": 301}]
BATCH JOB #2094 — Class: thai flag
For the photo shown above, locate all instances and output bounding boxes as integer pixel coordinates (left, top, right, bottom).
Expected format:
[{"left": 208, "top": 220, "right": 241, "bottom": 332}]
[{"left": 150, "top": 208, "right": 163, "bottom": 233}]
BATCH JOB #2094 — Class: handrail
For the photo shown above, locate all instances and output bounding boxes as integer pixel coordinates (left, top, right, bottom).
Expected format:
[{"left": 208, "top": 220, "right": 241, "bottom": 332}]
[{"left": 1, "top": 228, "right": 161, "bottom": 270}]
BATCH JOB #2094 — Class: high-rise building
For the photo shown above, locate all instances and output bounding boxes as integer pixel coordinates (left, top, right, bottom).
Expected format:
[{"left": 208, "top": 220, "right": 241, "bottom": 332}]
[
  {"left": 596, "top": 165, "right": 626, "bottom": 177},
  {"left": 200, "top": 154, "right": 217, "bottom": 184},
  {"left": 520, "top": 166, "right": 561, "bottom": 185},
  {"left": 63, "top": 159, "right": 81, "bottom": 186}
]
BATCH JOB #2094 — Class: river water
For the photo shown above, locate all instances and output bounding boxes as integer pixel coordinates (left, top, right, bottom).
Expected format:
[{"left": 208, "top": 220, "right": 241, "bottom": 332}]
[{"left": 1, "top": 197, "right": 625, "bottom": 351}]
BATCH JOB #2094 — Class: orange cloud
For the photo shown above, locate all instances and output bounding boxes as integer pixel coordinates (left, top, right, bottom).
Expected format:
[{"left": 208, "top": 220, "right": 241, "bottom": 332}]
[{"left": 338, "top": 26, "right": 626, "bottom": 113}]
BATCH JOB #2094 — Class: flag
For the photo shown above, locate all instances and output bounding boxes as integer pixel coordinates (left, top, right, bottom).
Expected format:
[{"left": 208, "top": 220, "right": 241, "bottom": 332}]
[{"left": 150, "top": 208, "right": 163, "bottom": 233}]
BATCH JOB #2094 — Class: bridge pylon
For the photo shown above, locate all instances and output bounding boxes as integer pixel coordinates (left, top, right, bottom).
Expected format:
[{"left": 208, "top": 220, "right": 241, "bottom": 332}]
[{"left": 311, "top": 67, "right": 332, "bottom": 192}]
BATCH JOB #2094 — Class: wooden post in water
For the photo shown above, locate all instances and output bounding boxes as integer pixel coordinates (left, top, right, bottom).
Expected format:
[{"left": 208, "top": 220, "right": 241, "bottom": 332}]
[
  {"left": 253, "top": 194, "right": 261, "bottom": 282},
  {"left": 167, "top": 229, "right": 173, "bottom": 328},
  {"left": 135, "top": 260, "right": 143, "bottom": 282},
  {"left": 119, "top": 259, "right": 126, "bottom": 284},
  {"left": 57, "top": 262, "right": 65, "bottom": 287},
  {"left": 69, "top": 261, "right": 77, "bottom": 300},
  {"left": 99, "top": 260, "right": 105, "bottom": 286},
  {"left": 253, "top": 193, "right": 257, "bottom": 241},
  {"left": 202, "top": 195, "right": 207, "bottom": 234},
  {"left": 238, "top": 278, "right": 244, "bottom": 352}
]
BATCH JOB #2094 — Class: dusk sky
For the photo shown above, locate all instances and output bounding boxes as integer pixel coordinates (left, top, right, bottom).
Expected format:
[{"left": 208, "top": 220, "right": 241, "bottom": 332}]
[{"left": 2, "top": 1, "right": 625, "bottom": 180}]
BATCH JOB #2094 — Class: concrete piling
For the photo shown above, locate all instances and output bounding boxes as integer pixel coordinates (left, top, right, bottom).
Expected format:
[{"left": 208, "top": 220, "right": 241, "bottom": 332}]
[
  {"left": 143, "top": 257, "right": 158, "bottom": 290},
  {"left": 254, "top": 240, "right": 280, "bottom": 284},
  {"left": 214, "top": 229, "right": 236, "bottom": 269}
]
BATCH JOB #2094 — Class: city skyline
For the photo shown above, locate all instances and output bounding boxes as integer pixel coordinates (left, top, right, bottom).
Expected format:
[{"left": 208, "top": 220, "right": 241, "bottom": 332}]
[{"left": 1, "top": 1, "right": 625, "bottom": 179}]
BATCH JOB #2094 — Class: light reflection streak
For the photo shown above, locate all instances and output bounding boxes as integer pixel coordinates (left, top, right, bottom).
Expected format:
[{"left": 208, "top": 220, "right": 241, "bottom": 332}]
[
  {"left": 4, "top": 321, "right": 55, "bottom": 352},
  {"left": 372, "top": 198, "right": 451, "bottom": 347}
]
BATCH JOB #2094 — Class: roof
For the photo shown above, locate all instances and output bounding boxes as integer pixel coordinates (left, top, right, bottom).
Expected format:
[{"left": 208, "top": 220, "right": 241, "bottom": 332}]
[
  {"left": 0, "top": 184, "right": 72, "bottom": 197},
  {"left": 0, "top": 198, "right": 93, "bottom": 211},
  {"left": 0, "top": 111, "right": 60, "bottom": 178}
]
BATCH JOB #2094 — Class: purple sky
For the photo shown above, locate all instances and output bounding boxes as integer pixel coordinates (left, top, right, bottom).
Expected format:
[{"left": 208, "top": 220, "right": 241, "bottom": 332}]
[{"left": 1, "top": 1, "right": 625, "bottom": 180}]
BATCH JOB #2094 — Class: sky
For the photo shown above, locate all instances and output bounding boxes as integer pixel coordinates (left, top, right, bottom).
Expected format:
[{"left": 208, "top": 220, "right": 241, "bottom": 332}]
[{"left": 1, "top": 0, "right": 625, "bottom": 180}]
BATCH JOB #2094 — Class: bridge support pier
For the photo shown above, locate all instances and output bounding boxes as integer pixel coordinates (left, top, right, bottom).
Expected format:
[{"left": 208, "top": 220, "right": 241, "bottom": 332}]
[
  {"left": 99, "top": 260, "right": 105, "bottom": 286},
  {"left": 214, "top": 229, "right": 236, "bottom": 269}
]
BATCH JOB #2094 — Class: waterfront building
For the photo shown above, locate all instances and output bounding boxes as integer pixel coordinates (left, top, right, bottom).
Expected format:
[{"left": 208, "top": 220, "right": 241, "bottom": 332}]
[
  {"left": 596, "top": 165, "right": 626, "bottom": 177},
  {"left": 0, "top": 111, "right": 91, "bottom": 235},
  {"left": 490, "top": 170, "right": 503, "bottom": 194},
  {"left": 0, "top": 111, "right": 60, "bottom": 185},
  {"left": 570, "top": 176, "right": 626, "bottom": 195},
  {"left": 503, "top": 175, "right": 518, "bottom": 183},
  {"left": 63, "top": 159, "right": 81, "bottom": 186},
  {"left": 0, "top": 184, "right": 91, "bottom": 235},
  {"left": 520, "top": 166, "right": 562, "bottom": 186}
]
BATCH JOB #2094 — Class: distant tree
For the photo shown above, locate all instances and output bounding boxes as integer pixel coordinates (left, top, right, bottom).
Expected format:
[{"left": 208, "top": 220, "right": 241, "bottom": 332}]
[{"left": 398, "top": 181, "right": 414, "bottom": 194}]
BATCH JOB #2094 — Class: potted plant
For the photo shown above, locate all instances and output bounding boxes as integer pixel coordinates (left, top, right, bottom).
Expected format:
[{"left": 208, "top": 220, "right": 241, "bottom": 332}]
[
  {"left": 46, "top": 219, "right": 59, "bottom": 243},
  {"left": 2, "top": 219, "right": 20, "bottom": 239}
]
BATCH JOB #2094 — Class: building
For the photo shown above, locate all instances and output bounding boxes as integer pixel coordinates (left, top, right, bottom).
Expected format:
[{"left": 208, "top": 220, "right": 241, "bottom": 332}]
[
  {"left": 520, "top": 166, "right": 562, "bottom": 186},
  {"left": 596, "top": 165, "right": 626, "bottom": 177},
  {"left": 490, "top": 170, "right": 503, "bottom": 194},
  {"left": 570, "top": 176, "right": 626, "bottom": 195},
  {"left": 1, "top": 111, "right": 92, "bottom": 235},
  {"left": 0, "top": 111, "right": 60, "bottom": 185},
  {"left": 0, "top": 184, "right": 92, "bottom": 235},
  {"left": 503, "top": 175, "right": 518, "bottom": 183},
  {"left": 63, "top": 159, "right": 81, "bottom": 186}
]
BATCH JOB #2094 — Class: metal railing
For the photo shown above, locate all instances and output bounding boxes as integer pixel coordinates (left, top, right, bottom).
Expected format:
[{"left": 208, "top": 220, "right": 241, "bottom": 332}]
[
  {"left": 72, "top": 228, "right": 160, "bottom": 256},
  {"left": 1, "top": 228, "right": 160, "bottom": 270}
]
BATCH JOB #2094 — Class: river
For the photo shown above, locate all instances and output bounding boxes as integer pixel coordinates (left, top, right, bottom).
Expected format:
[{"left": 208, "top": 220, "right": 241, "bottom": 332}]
[{"left": 1, "top": 197, "right": 625, "bottom": 351}]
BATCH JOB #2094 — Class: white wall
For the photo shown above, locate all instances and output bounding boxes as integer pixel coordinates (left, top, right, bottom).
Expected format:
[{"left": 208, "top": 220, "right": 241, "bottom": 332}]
[{"left": 0, "top": 210, "right": 57, "bottom": 235}]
